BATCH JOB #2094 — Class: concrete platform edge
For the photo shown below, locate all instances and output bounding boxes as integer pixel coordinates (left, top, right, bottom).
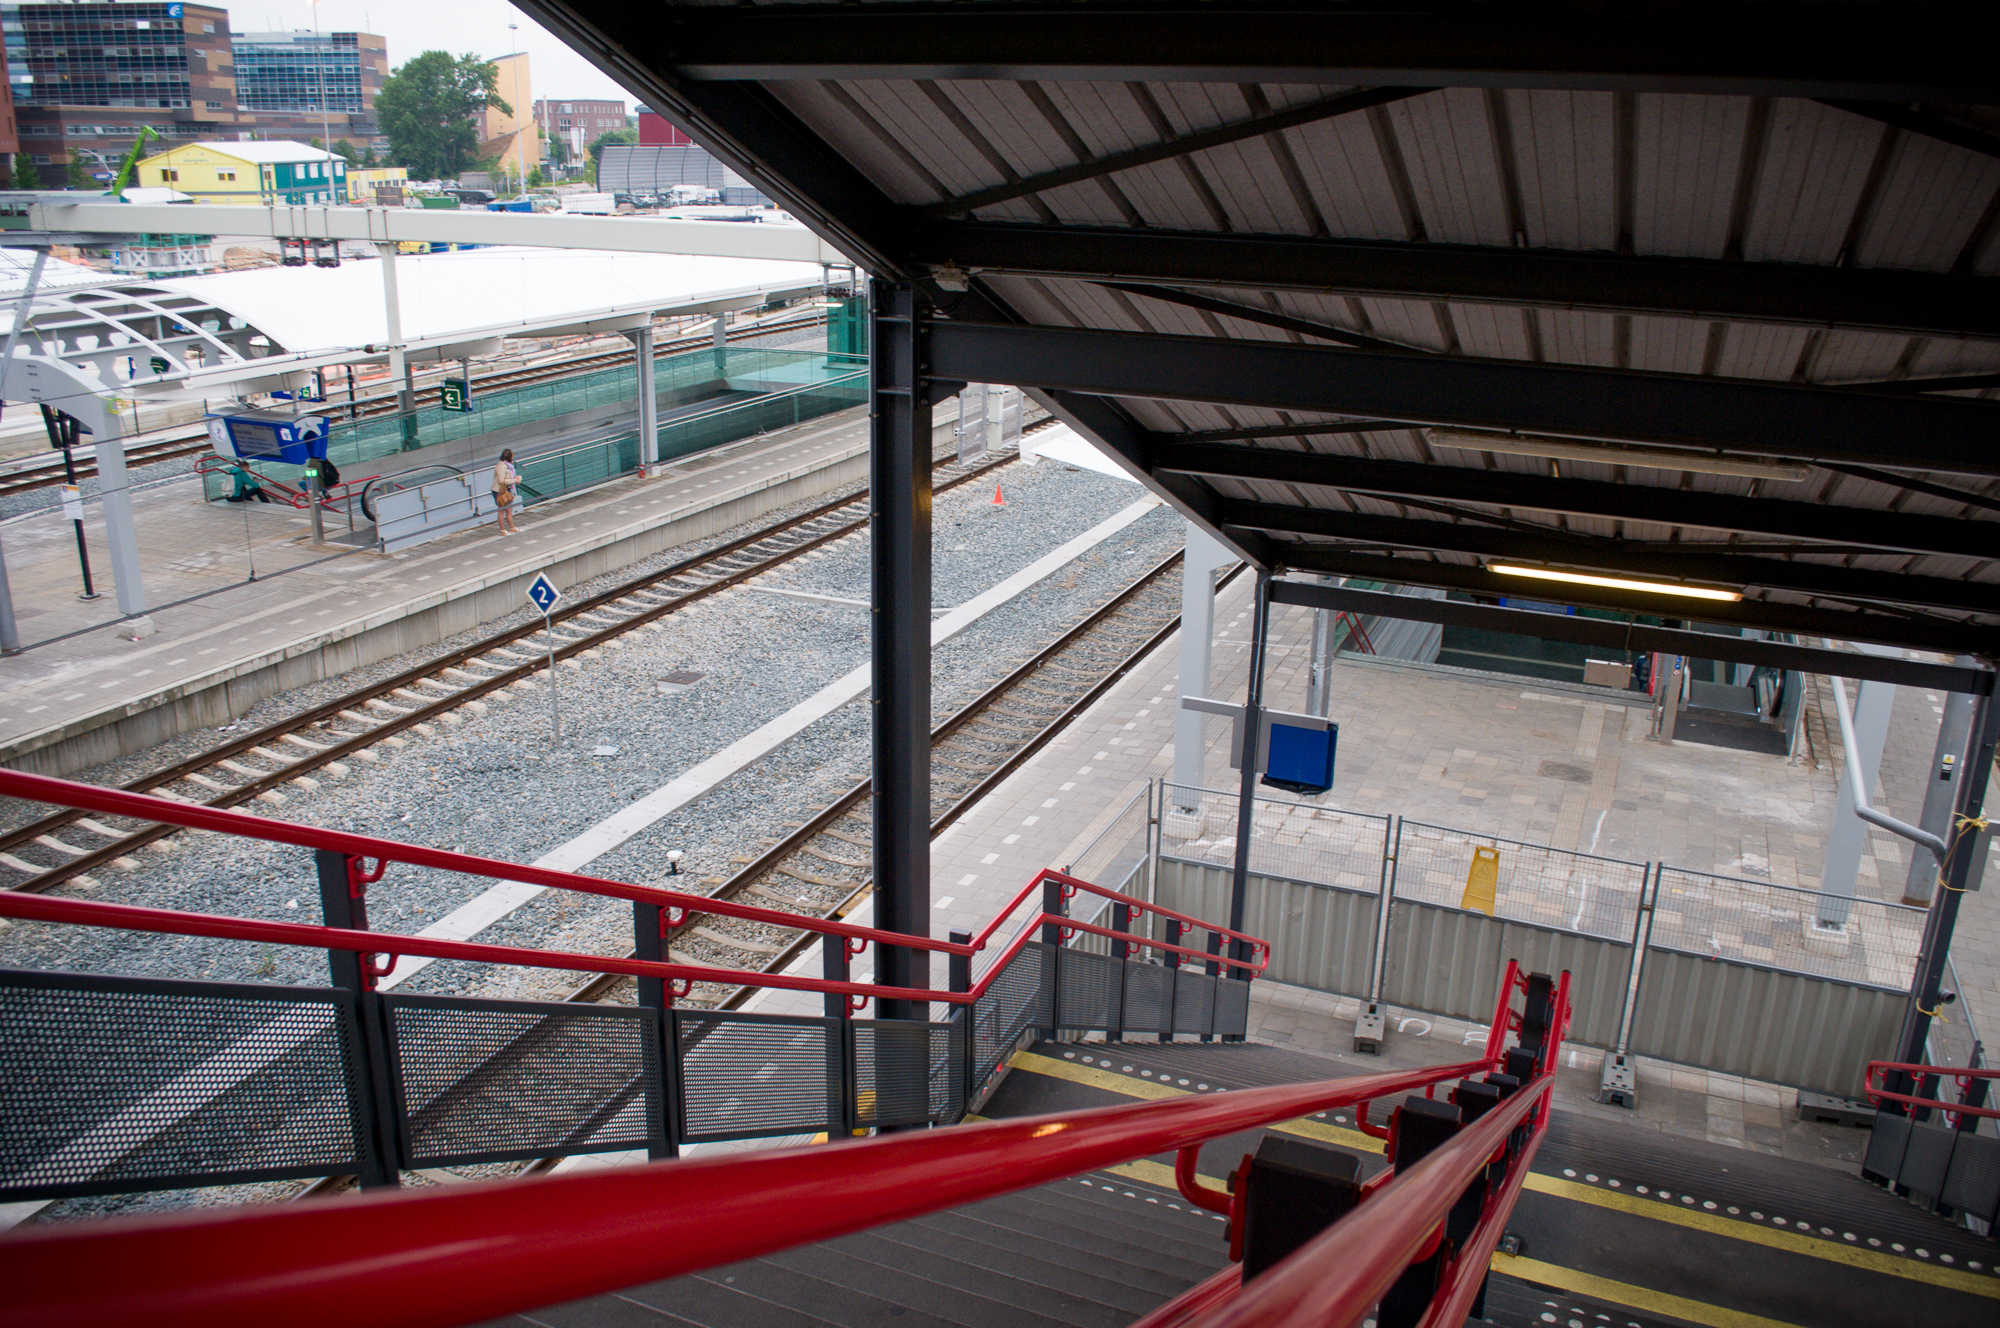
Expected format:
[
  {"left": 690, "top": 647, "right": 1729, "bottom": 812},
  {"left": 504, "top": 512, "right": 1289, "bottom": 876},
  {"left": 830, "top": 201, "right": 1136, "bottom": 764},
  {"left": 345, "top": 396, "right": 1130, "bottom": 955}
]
[{"left": 5, "top": 442, "right": 870, "bottom": 778}]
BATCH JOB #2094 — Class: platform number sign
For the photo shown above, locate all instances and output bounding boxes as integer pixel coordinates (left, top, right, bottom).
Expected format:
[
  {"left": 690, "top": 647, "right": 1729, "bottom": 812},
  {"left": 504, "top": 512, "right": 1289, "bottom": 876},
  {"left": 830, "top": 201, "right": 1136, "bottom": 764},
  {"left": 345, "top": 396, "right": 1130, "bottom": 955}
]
[
  {"left": 527, "top": 573, "right": 562, "bottom": 615},
  {"left": 527, "top": 573, "right": 564, "bottom": 744},
  {"left": 441, "top": 377, "right": 473, "bottom": 413}
]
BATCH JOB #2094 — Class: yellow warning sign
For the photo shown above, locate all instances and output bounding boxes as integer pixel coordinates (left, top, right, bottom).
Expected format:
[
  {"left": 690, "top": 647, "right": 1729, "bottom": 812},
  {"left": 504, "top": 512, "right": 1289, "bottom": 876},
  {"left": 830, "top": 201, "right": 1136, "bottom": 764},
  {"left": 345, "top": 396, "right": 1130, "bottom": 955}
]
[{"left": 1462, "top": 846, "right": 1499, "bottom": 916}]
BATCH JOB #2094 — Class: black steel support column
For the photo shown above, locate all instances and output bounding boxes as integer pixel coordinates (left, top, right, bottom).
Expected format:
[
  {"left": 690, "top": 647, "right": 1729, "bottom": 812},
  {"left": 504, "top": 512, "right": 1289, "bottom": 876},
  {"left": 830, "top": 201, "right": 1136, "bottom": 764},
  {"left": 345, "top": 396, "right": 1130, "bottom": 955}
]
[
  {"left": 1229, "top": 573, "right": 1273, "bottom": 971},
  {"left": 1893, "top": 689, "right": 2000, "bottom": 1082},
  {"left": 870, "top": 278, "right": 934, "bottom": 1023},
  {"left": 315, "top": 848, "right": 398, "bottom": 1188},
  {"left": 632, "top": 901, "right": 683, "bottom": 1159}
]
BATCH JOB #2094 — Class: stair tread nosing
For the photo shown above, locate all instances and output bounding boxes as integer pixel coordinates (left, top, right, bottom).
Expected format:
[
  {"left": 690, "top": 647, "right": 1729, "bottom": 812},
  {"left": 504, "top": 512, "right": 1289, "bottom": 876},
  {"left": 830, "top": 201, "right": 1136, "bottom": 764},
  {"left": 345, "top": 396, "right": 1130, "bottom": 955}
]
[{"left": 985, "top": 1180, "right": 1232, "bottom": 1254}]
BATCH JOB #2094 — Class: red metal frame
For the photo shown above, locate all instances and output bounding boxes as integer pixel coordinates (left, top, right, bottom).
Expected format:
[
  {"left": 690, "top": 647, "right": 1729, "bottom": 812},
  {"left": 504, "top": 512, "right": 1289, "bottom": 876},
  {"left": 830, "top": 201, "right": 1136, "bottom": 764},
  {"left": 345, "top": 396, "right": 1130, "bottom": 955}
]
[
  {"left": 1864, "top": 1060, "right": 2000, "bottom": 1122},
  {"left": 0, "top": 774, "right": 1569, "bottom": 1328},
  {"left": 0, "top": 774, "right": 1268, "bottom": 996},
  {"left": 193, "top": 454, "right": 374, "bottom": 511}
]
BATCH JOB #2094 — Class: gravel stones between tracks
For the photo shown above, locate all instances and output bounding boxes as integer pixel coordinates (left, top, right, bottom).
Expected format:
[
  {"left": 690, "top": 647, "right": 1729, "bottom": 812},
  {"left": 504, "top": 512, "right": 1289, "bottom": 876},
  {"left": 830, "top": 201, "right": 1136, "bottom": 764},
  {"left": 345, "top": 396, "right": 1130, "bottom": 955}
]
[{"left": 2, "top": 458, "right": 1172, "bottom": 986}]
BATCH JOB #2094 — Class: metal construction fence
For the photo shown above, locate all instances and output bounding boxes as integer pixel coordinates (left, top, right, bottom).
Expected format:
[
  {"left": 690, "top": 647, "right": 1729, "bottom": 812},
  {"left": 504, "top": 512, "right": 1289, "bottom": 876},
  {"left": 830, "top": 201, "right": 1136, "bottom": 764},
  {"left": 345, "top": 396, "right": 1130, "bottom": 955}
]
[
  {"left": 1139, "top": 777, "right": 1923, "bottom": 1099},
  {"left": 0, "top": 869, "right": 1248, "bottom": 1204},
  {"left": 200, "top": 346, "right": 867, "bottom": 504}
]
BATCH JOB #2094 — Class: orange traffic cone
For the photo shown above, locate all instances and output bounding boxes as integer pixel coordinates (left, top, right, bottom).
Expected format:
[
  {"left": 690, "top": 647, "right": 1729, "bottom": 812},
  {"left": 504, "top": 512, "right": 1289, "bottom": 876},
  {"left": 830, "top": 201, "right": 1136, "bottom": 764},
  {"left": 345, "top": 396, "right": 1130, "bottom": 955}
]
[{"left": 992, "top": 482, "right": 1007, "bottom": 506}]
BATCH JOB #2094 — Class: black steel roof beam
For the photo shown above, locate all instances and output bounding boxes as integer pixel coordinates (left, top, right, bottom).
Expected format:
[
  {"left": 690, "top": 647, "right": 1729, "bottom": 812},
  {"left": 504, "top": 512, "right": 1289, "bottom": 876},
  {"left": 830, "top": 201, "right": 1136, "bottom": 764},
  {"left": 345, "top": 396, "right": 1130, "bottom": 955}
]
[
  {"left": 1814, "top": 462, "right": 2000, "bottom": 516},
  {"left": 920, "top": 223, "right": 2000, "bottom": 339},
  {"left": 926, "top": 321, "right": 2000, "bottom": 476},
  {"left": 921, "top": 85, "right": 1431, "bottom": 218},
  {"left": 512, "top": 0, "right": 914, "bottom": 276},
  {"left": 1154, "top": 443, "right": 1996, "bottom": 559},
  {"left": 1221, "top": 499, "right": 1998, "bottom": 615},
  {"left": 1179, "top": 420, "right": 1412, "bottom": 443},
  {"left": 1100, "top": 283, "right": 1421, "bottom": 353},
  {"left": 1264, "top": 548, "right": 1991, "bottom": 654},
  {"left": 1268, "top": 580, "right": 1997, "bottom": 692},
  {"left": 663, "top": 5, "right": 1997, "bottom": 103}
]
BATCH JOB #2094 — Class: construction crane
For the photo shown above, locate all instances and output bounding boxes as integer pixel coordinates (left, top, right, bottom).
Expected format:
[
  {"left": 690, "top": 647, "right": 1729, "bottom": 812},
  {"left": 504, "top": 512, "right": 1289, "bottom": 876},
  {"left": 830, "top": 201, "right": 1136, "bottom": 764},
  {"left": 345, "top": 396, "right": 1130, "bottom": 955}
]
[{"left": 106, "top": 125, "right": 165, "bottom": 197}]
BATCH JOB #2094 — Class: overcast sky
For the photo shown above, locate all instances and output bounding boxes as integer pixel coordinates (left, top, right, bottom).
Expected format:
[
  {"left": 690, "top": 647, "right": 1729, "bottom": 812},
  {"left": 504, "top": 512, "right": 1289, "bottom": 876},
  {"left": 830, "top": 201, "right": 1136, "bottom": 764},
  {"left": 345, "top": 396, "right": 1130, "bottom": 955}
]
[{"left": 241, "top": 2, "right": 633, "bottom": 106}]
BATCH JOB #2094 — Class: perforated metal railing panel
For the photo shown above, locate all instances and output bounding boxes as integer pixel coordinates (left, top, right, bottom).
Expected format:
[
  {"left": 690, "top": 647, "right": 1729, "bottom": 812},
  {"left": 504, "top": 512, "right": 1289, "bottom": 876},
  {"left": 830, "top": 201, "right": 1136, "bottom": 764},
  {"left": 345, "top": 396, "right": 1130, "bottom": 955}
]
[
  {"left": 677, "top": 1012, "right": 837, "bottom": 1143},
  {"left": 1212, "top": 978, "right": 1251, "bottom": 1038},
  {"left": 1173, "top": 968, "right": 1216, "bottom": 1035},
  {"left": 855, "top": 1021, "right": 960, "bottom": 1127},
  {"left": 1122, "top": 962, "right": 1176, "bottom": 1034},
  {"left": 0, "top": 969, "right": 367, "bottom": 1201},
  {"left": 972, "top": 942, "right": 1052, "bottom": 1084},
  {"left": 1057, "top": 947, "right": 1122, "bottom": 1030},
  {"left": 384, "top": 994, "right": 662, "bottom": 1168}
]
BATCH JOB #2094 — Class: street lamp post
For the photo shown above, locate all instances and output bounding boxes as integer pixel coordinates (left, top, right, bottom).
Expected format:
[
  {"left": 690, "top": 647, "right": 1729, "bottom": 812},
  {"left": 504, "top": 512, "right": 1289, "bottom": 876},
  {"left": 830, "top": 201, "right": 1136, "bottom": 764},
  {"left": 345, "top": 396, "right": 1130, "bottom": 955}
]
[
  {"left": 311, "top": 0, "right": 333, "bottom": 192},
  {"left": 507, "top": 24, "right": 524, "bottom": 194}
]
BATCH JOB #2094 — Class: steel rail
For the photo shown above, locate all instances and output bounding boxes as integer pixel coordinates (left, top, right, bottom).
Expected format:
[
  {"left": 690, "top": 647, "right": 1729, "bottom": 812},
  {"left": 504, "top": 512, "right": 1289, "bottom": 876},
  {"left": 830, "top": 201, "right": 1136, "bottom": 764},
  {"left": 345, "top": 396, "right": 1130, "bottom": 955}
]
[
  {"left": 0, "top": 439, "right": 1029, "bottom": 889},
  {"left": 0, "top": 311, "right": 830, "bottom": 495},
  {"left": 613, "top": 559, "right": 1248, "bottom": 1008}
]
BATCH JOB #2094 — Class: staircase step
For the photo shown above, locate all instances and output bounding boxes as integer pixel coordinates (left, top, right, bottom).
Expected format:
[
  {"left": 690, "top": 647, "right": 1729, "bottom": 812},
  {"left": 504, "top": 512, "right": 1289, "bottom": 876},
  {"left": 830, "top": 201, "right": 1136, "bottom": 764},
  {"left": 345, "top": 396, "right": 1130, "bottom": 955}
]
[
  {"left": 814, "top": 1229, "right": 1139, "bottom": 1328},
  {"left": 905, "top": 1208, "right": 1203, "bottom": 1303},
  {"left": 529, "top": 1262, "right": 848, "bottom": 1328},
  {"left": 965, "top": 1185, "right": 1228, "bottom": 1275},
  {"left": 659, "top": 1257, "right": 973, "bottom": 1328},
  {"left": 760, "top": 1239, "right": 1078, "bottom": 1328}
]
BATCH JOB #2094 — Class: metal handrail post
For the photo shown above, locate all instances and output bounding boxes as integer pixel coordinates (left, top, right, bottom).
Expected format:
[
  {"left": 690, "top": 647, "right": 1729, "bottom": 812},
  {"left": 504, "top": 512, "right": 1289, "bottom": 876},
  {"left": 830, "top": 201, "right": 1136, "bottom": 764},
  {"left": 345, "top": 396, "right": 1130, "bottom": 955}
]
[
  {"left": 314, "top": 848, "right": 399, "bottom": 1187},
  {"left": 1368, "top": 815, "right": 1398, "bottom": 1005},
  {"left": 1161, "top": 917, "right": 1183, "bottom": 1044},
  {"left": 949, "top": 929, "right": 974, "bottom": 1123},
  {"left": 632, "top": 900, "right": 684, "bottom": 1159}
]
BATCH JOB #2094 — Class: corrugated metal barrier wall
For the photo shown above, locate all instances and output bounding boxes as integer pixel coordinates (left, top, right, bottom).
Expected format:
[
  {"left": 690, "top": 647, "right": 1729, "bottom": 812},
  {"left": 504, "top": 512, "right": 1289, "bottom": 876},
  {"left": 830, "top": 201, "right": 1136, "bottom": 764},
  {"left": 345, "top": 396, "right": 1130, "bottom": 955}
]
[{"left": 1148, "top": 782, "right": 1921, "bottom": 1100}]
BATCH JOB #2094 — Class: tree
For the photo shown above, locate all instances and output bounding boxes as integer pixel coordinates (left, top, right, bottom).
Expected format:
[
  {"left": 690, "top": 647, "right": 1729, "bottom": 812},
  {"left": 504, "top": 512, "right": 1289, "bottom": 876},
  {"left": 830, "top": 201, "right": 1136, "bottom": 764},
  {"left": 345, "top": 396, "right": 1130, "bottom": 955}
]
[
  {"left": 331, "top": 139, "right": 359, "bottom": 165},
  {"left": 376, "top": 50, "right": 511, "bottom": 181},
  {"left": 587, "top": 127, "right": 638, "bottom": 185},
  {"left": 527, "top": 165, "right": 544, "bottom": 189},
  {"left": 360, "top": 145, "right": 379, "bottom": 168},
  {"left": 13, "top": 157, "right": 41, "bottom": 190},
  {"left": 64, "top": 155, "right": 89, "bottom": 189}
]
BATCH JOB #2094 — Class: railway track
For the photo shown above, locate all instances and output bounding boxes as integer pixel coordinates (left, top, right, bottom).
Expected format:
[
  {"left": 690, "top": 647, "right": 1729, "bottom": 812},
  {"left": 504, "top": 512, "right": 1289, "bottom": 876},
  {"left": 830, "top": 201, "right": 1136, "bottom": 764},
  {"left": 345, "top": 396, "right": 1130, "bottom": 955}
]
[
  {"left": 0, "top": 311, "right": 829, "bottom": 499},
  {"left": 0, "top": 431, "right": 1038, "bottom": 894}
]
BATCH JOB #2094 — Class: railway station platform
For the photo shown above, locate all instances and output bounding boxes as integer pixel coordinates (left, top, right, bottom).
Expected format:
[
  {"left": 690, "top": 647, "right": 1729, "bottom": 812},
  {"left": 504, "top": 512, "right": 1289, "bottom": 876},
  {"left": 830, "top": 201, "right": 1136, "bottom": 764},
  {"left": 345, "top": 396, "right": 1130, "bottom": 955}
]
[
  {"left": 747, "top": 550, "right": 2000, "bottom": 1164},
  {"left": 0, "top": 401, "right": 905, "bottom": 778}
]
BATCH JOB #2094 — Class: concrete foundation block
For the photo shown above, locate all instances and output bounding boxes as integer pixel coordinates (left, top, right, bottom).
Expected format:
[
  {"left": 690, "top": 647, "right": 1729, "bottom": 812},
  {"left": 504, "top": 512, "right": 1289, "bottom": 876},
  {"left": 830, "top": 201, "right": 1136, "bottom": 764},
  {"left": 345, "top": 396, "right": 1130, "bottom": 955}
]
[
  {"left": 1798, "top": 1090, "right": 1875, "bottom": 1127},
  {"left": 1802, "top": 919, "right": 1853, "bottom": 956},
  {"left": 1352, "top": 1003, "right": 1386, "bottom": 1054},
  {"left": 1160, "top": 807, "right": 1206, "bottom": 840},
  {"left": 117, "top": 616, "right": 158, "bottom": 641},
  {"left": 1597, "top": 1053, "right": 1637, "bottom": 1108}
]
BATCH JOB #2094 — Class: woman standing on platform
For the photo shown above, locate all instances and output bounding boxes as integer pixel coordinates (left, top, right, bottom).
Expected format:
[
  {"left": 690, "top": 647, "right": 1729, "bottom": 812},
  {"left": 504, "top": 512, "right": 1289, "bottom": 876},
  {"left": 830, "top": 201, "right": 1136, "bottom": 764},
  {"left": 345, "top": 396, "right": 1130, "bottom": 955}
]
[{"left": 492, "top": 449, "right": 520, "bottom": 535}]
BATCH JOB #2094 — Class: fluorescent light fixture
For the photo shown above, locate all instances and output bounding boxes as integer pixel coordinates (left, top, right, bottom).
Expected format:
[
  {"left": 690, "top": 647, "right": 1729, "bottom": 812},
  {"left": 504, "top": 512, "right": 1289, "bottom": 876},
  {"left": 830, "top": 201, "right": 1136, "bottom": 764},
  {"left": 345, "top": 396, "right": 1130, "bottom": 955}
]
[
  {"left": 1491, "top": 564, "right": 1745, "bottom": 602},
  {"left": 1428, "top": 428, "right": 1810, "bottom": 482}
]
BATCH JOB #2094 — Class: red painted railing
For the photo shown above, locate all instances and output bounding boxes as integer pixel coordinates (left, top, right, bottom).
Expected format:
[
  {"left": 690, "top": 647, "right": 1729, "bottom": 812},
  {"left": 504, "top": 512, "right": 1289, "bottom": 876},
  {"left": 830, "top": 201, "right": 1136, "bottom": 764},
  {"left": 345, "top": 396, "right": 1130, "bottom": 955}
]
[
  {"left": 1865, "top": 1060, "right": 2000, "bottom": 1122},
  {"left": 0, "top": 974, "right": 1556, "bottom": 1328},
  {"left": 0, "top": 770, "right": 1562, "bottom": 1328},
  {"left": 0, "top": 771, "right": 1268, "bottom": 1008}
]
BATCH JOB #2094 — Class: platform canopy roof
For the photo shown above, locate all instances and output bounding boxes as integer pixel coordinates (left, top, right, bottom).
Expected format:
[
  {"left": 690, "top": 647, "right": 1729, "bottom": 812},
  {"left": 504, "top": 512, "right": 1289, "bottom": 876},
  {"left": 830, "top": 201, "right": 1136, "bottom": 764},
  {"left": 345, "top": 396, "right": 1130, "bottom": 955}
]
[
  {"left": 523, "top": 0, "right": 2000, "bottom": 658},
  {"left": 0, "top": 246, "right": 829, "bottom": 415}
]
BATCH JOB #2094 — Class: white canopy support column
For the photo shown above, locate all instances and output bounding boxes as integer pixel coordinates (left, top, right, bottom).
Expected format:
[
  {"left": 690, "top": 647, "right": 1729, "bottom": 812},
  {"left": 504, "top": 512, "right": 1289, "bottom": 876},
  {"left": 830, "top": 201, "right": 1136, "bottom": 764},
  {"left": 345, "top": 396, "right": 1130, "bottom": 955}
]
[
  {"left": 1821, "top": 658, "right": 1899, "bottom": 929},
  {"left": 627, "top": 322, "right": 659, "bottom": 471},
  {"left": 1169, "top": 520, "right": 1233, "bottom": 814}
]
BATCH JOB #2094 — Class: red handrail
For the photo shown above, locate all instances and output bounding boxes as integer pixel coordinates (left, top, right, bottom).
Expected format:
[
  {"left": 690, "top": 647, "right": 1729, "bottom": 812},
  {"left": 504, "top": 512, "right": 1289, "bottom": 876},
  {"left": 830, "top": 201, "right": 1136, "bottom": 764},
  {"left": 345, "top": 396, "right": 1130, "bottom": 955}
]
[
  {"left": 978, "top": 868, "right": 1271, "bottom": 969},
  {"left": 0, "top": 1053, "right": 1505, "bottom": 1328},
  {"left": 1865, "top": 1060, "right": 2000, "bottom": 1121},
  {"left": 0, "top": 773, "right": 1268, "bottom": 978}
]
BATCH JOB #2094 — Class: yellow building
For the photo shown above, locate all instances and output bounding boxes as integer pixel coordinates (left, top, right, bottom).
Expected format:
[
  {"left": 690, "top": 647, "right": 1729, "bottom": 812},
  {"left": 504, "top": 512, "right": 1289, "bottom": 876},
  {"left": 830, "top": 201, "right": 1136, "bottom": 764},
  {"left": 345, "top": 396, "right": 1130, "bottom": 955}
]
[
  {"left": 349, "top": 166, "right": 410, "bottom": 204},
  {"left": 138, "top": 141, "right": 349, "bottom": 206},
  {"left": 481, "top": 51, "right": 539, "bottom": 190}
]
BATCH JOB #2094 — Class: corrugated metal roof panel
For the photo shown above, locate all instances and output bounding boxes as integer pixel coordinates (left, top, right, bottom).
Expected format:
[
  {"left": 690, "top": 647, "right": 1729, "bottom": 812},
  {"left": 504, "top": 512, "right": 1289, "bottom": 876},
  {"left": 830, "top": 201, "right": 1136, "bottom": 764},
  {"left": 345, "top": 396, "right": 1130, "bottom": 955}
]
[
  {"left": 1385, "top": 89, "right": 1513, "bottom": 247},
  {"left": 1632, "top": 94, "right": 1750, "bottom": 259},
  {"left": 1502, "top": 89, "right": 1617, "bottom": 252},
  {"left": 1743, "top": 99, "right": 1882, "bottom": 265},
  {"left": 1856, "top": 134, "right": 2000, "bottom": 272}
]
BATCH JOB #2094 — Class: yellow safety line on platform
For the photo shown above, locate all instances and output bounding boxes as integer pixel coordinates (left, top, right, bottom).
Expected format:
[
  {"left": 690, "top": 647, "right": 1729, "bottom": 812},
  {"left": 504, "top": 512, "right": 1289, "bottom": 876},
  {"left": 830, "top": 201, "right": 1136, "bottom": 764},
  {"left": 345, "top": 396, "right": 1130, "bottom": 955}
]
[
  {"left": 1495, "top": 1254, "right": 1806, "bottom": 1328},
  {"left": 1005, "top": 1051, "right": 2000, "bottom": 1298}
]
